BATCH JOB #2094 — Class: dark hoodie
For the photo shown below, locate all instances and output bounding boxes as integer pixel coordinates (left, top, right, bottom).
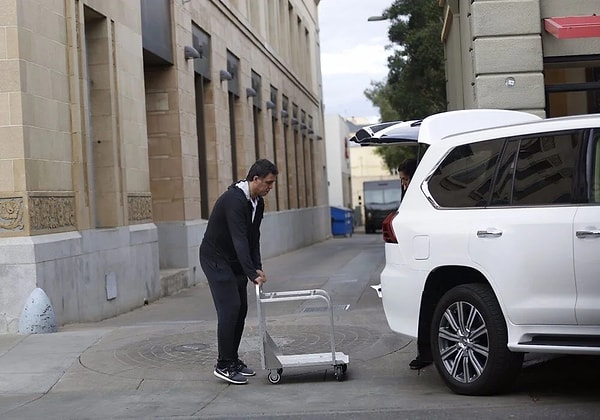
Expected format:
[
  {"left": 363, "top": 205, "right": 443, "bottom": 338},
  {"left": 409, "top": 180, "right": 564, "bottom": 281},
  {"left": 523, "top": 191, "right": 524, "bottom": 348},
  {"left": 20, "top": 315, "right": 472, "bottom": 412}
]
[{"left": 199, "top": 182, "right": 263, "bottom": 282}]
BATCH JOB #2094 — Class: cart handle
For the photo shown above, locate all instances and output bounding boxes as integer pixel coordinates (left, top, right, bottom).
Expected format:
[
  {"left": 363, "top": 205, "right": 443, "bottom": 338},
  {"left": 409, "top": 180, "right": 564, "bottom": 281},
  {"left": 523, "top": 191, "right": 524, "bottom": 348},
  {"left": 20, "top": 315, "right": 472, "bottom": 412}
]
[{"left": 256, "top": 284, "right": 332, "bottom": 305}]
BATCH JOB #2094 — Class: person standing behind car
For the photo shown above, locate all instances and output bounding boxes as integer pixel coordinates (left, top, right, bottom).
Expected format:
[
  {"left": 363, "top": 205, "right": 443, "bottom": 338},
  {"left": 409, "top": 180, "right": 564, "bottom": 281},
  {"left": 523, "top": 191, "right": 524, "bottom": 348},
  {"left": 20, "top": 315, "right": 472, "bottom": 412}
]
[
  {"left": 200, "top": 159, "right": 278, "bottom": 385},
  {"left": 397, "top": 158, "right": 432, "bottom": 370},
  {"left": 398, "top": 158, "right": 417, "bottom": 194}
]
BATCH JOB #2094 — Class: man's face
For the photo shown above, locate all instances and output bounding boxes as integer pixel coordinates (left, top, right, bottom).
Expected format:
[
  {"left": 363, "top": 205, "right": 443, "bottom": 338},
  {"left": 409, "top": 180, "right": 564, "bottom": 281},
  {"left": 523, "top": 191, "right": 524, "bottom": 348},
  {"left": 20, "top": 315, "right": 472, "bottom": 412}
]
[
  {"left": 254, "top": 173, "right": 277, "bottom": 196},
  {"left": 399, "top": 171, "right": 411, "bottom": 190}
]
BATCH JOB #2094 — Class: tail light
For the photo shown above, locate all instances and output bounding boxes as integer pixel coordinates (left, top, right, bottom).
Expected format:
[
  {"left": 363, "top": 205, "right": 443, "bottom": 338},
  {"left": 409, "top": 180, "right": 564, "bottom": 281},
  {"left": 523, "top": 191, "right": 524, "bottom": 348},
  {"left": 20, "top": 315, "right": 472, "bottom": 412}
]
[{"left": 382, "top": 211, "right": 398, "bottom": 243}]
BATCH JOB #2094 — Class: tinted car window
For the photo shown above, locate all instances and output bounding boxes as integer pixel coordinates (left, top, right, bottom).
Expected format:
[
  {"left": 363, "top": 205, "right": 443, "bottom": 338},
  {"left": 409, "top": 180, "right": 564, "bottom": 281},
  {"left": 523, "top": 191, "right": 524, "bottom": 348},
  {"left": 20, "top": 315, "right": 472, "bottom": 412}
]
[
  {"left": 490, "top": 140, "right": 519, "bottom": 205},
  {"left": 428, "top": 139, "right": 504, "bottom": 207},
  {"left": 592, "top": 131, "right": 600, "bottom": 203},
  {"left": 512, "top": 132, "right": 581, "bottom": 205}
]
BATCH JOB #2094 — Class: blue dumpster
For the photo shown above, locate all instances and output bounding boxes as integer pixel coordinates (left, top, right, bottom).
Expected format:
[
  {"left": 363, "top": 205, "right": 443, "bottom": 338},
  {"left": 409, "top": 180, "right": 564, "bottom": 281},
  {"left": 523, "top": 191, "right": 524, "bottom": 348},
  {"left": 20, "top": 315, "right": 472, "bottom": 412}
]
[{"left": 330, "top": 206, "right": 353, "bottom": 237}]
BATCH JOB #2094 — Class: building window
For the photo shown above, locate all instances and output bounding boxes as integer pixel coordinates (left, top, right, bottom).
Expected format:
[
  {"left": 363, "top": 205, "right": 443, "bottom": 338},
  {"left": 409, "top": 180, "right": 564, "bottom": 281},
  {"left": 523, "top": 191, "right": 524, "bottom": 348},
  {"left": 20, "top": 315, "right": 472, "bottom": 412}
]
[
  {"left": 193, "top": 24, "right": 211, "bottom": 219},
  {"left": 251, "top": 70, "right": 262, "bottom": 161},
  {"left": 544, "top": 56, "right": 600, "bottom": 117},
  {"left": 301, "top": 110, "right": 312, "bottom": 206},
  {"left": 292, "top": 103, "right": 303, "bottom": 207},
  {"left": 141, "top": 0, "right": 173, "bottom": 65},
  {"left": 270, "top": 86, "right": 280, "bottom": 210},
  {"left": 227, "top": 51, "right": 240, "bottom": 181},
  {"left": 282, "top": 95, "right": 292, "bottom": 208},
  {"left": 308, "top": 114, "right": 315, "bottom": 206}
]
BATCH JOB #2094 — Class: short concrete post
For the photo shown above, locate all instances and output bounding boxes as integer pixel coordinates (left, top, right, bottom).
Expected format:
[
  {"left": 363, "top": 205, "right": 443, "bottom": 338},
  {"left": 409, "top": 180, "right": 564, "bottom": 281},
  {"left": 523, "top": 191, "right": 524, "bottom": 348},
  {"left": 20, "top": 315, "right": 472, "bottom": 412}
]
[{"left": 18, "top": 288, "right": 58, "bottom": 334}]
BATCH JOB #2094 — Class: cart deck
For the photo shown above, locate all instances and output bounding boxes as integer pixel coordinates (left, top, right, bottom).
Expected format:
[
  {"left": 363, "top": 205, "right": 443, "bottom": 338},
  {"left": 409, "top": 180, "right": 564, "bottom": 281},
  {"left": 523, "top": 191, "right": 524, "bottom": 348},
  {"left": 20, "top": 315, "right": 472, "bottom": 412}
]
[{"left": 255, "top": 285, "right": 349, "bottom": 383}]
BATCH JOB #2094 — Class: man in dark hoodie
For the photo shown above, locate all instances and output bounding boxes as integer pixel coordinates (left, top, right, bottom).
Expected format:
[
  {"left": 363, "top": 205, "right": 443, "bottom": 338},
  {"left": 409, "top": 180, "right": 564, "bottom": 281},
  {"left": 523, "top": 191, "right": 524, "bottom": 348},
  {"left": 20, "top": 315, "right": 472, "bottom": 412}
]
[{"left": 200, "top": 159, "right": 278, "bottom": 384}]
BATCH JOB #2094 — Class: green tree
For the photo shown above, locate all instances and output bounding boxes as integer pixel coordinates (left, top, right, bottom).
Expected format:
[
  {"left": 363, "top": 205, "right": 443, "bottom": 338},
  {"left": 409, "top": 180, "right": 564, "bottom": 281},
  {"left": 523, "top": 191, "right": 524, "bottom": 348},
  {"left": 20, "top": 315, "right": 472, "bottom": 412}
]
[
  {"left": 364, "top": 80, "right": 400, "bottom": 123},
  {"left": 365, "top": 0, "right": 446, "bottom": 172},
  {"left": 372, "top": 144, "right": 417, "bottom": 174},
  {"left": 385, "top": 0, "right": 446, "bottom": 120}
]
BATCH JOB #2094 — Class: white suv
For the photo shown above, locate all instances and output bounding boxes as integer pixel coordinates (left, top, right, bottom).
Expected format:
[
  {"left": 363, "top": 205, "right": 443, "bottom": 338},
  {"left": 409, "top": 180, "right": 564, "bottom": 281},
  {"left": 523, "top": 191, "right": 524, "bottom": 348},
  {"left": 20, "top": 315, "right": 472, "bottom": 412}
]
[{"left": 358, "top": 110, "right": 600, "bottom": 395}]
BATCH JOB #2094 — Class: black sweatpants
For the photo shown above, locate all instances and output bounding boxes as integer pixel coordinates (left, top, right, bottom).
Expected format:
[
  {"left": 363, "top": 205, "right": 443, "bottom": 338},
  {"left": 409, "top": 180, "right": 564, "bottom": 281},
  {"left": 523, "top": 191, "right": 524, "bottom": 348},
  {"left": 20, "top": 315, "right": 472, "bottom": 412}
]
[{"left": 200, "top": 256, "right": 248, "bottom": 368}]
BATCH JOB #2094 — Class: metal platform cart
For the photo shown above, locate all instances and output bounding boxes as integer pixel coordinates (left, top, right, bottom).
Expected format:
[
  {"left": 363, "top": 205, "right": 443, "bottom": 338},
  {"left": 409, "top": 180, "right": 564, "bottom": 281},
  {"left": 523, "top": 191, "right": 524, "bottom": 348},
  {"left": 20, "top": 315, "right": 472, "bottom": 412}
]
[{"left": 255, "top": 284, "right": 349, "bottom": 384}]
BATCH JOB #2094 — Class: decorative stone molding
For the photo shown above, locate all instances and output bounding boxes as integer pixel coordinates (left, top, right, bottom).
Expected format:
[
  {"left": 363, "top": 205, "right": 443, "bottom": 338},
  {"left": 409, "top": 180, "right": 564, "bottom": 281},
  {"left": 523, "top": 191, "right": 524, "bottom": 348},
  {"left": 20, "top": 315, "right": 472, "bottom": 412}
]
[
  {"left": 128, "top": 195, "right": 152, "bottom": 223},
  {"left": 29, "top": 196, "right": 76, "bottom": 231},
  {"left": 0, "top": 197, "right": 25, "bottom": 231}
]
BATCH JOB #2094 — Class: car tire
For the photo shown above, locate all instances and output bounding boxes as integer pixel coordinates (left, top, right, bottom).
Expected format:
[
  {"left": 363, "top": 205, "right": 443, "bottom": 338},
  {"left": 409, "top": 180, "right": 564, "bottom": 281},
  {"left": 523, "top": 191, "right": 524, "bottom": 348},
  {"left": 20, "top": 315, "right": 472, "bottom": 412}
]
[{"left": 430, "top": 283, "right": 523, "bottom": 396}]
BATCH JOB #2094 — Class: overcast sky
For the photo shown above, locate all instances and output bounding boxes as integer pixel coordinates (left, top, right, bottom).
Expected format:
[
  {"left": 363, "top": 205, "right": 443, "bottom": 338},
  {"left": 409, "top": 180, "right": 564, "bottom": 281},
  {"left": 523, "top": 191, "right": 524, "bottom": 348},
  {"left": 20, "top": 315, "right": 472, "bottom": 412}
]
[{"left": 319, "top": 0, "right": 393, "bottom": 122}]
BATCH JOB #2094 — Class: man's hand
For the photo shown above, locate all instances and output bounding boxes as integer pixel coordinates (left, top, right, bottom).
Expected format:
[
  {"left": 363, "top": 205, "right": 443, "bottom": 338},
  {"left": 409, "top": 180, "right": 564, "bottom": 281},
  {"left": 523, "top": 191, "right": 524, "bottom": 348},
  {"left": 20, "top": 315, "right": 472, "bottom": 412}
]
[{"left": 254, "top": 269, "right": 266, "bottom": 286}]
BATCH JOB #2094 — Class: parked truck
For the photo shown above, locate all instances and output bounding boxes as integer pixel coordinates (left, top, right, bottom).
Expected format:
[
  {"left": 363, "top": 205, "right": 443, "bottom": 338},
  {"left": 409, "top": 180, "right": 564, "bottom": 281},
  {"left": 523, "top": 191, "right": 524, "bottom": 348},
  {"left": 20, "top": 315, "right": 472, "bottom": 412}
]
[{"left": 362, "top": 180, "right": 402, "bottom": 234}]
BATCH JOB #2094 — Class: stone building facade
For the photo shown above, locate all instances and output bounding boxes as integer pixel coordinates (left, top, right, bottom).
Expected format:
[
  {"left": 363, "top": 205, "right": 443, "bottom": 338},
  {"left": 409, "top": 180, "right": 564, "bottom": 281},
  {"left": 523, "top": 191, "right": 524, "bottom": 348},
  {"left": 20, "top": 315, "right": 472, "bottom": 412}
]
[
  {"left": 0, "top": 0, "right": 328, "bottom": 332},
  {"left": 440, "top": 0, "right": 600, "bottom": 117}
]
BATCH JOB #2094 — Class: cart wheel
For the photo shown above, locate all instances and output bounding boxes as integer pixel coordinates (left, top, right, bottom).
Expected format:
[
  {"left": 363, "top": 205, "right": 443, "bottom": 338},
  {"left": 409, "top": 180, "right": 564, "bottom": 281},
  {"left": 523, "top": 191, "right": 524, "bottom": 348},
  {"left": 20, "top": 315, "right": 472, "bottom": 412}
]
[
  {"left": 334, "top": 365, "right": 345, "bottom": 382},
  {"left": 268, "top": 371, "right": 281, "bottom": 384}
]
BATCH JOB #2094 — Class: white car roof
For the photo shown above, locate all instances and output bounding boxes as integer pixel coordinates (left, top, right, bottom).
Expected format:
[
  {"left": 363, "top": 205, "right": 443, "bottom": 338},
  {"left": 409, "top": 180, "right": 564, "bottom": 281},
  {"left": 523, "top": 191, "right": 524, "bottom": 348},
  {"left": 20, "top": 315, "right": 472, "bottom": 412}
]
[
  {"left": 418, "top": 109, "right": 542, "bottom": 145},
  {"left": 349, "top": 109, "right": 542, "bottom": 146},
  {"left": 435, "top": 112, "right": 600, "bottom": 150}
]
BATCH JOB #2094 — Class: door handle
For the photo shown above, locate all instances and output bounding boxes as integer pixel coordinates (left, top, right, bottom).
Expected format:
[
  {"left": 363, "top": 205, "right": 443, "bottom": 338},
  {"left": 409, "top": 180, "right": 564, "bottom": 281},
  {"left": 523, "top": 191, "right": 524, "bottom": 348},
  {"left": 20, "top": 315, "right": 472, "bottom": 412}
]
[
  {"left": 477, "top": 229, "right": 502, "bottom": 238},
  {"left": 576, "top": 230, "right": 600, "bottom": 239}
]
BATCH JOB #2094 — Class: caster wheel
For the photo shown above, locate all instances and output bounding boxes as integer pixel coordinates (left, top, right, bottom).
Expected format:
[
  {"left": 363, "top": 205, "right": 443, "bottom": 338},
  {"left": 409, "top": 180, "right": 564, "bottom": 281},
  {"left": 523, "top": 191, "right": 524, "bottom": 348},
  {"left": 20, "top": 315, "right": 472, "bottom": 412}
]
[
  {"left": 334, "top": 365, "right": 345, "bottom": 382},
  {"left": 268, "top": 371, "right": 281, "bottom": 384}
]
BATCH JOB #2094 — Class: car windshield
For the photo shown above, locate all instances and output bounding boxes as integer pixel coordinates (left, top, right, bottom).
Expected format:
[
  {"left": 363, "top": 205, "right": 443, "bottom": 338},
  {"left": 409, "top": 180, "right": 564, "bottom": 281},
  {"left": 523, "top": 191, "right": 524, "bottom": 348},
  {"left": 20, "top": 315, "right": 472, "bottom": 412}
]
[{"left": 364, "top": 188, "right": 402, "bottom": 205}]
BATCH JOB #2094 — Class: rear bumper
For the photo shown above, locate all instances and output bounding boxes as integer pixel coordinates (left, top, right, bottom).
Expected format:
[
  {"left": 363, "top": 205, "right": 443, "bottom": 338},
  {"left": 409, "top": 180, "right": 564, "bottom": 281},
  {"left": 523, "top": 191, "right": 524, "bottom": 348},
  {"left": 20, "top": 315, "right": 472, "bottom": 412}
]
[{"left": 380, "top": 262, "right": 423, "bottom": 338}]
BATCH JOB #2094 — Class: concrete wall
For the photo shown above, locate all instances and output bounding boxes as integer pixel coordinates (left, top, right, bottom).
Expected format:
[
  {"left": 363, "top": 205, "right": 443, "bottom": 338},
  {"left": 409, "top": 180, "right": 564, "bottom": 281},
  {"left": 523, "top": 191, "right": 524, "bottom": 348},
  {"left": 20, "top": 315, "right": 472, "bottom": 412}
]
[
  {"left": 0, "top": 224, "right": 159, "bottom": 332},
  {"left": 260, "top": 206, "right": 331, "bottom": 258}
]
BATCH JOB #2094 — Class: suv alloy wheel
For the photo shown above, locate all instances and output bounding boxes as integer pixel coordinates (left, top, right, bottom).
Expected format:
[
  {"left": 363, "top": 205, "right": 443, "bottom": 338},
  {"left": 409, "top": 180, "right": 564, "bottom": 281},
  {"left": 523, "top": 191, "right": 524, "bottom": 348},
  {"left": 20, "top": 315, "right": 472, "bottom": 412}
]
[{"left": 431, "top": 283, "right": 524, "bottom": 395}]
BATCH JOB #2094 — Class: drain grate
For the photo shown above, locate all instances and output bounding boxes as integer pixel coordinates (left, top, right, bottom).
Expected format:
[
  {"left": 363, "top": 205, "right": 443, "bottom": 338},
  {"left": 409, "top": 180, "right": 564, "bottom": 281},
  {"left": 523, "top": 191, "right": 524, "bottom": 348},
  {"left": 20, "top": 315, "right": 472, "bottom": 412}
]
[{"left": 302, "top": 304, "right": 350, "bottom": 313}]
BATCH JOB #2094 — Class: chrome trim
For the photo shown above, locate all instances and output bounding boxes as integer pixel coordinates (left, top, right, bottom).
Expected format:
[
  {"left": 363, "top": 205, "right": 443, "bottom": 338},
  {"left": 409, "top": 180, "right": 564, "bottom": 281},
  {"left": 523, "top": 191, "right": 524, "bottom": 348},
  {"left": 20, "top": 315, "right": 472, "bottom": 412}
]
[
  {"left": 576, "top": 230, "right": 600, "bottom": 238},
  {"left": 477, "top": 230, "right": 502, "bottom": 238}
]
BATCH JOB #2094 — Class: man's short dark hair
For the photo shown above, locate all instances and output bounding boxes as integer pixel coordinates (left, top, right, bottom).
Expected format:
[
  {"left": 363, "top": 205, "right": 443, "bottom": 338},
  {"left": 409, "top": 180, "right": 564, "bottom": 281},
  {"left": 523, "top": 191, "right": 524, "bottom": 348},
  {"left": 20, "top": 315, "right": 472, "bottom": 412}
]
[
  {"left": 246, "top": 159, "right": 279, "bottom": 181},
  {"left": 398, "top": 158, "right": 417, "bottom": 178}
]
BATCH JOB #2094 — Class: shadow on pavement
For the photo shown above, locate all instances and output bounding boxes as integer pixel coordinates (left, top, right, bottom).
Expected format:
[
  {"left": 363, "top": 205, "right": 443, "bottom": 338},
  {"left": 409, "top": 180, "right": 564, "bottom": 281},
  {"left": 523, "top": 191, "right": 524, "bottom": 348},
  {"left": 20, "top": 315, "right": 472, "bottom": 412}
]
[{"left": 514, "top": 355, "right": 600, "bottom": 398}]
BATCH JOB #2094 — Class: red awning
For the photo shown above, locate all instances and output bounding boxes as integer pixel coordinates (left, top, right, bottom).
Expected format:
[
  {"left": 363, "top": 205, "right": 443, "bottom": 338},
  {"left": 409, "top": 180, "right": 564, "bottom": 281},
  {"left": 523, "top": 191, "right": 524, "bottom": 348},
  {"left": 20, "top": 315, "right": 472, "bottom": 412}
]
[{"left": 544, "top": 15, "right": 600, "bottom": 39}]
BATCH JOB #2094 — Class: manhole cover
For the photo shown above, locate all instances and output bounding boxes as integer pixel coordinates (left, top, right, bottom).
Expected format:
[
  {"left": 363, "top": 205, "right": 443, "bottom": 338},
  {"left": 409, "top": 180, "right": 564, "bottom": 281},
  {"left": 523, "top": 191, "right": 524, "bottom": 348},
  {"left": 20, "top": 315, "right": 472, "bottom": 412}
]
[{"left": 171, "top": 343, "right": 209, "bottom": 352}]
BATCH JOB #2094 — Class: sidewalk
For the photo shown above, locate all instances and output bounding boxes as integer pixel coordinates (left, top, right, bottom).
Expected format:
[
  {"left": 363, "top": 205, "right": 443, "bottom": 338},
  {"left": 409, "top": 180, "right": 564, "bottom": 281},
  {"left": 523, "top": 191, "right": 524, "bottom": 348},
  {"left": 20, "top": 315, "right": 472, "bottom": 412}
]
[{"left": 0, "top": 233, "right": 419, "bottom": 419}]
